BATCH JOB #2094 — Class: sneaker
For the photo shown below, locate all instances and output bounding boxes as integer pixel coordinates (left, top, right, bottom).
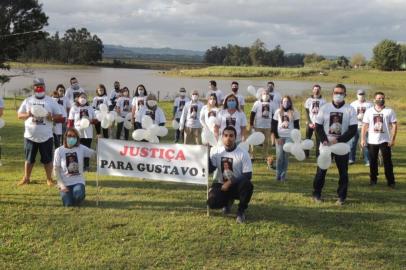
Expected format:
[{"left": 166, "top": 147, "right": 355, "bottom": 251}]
[
  {"left": 17, "top": 178, "right": 30, "bottom": 186},
  {"left": 348, "top": 160, "right": 355, "bottom": 165},
  {"left": 47, "top": 179, "right": 56, "bottom": 187},
  {"left": 336, "top": 198, "right": 346, "bottom": 206},
  {"left": 312, "top": 195, "right": 322, "bottom": 203},
  {"left": 369, "top": 181, "right": 377, "bottom": 186},
  {"left": 236, "top": 212, "right": 246, "bottom": 224},
  {"left": 222, "top": 200, "right": 234, "bottom": 214}
]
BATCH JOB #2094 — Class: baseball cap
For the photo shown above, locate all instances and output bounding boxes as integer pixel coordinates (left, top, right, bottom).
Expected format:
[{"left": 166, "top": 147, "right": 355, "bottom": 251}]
[
  {"left": 33, "top": 78, "right": 45, "bottom": 86},
  {"left": 357, "top": 89, "right": 365, "bottom": 95}
]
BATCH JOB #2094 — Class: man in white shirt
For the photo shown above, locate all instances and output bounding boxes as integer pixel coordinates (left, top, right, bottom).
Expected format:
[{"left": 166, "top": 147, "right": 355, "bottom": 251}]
[
  {"left": 179, "top": 90, "right": 204, "bottom": 145},
  {"left": 207, "top": 126, "right": 253, "bottom": 223},
  {"left": 64, "top": 77, "right": 85, "bottom": 109},
  {"left": 17, "top": 78, "right": 63, "bottom": 186},
  {"left": 313, "top": 84, "right": 358, "bottom": 205},
  {"left": 361, "top": 91, "right": 397, "bottom": 188},
  {"left": 230, "top": 81, "right": 245, "bottom": 111},
  {"left": 109, "top": 81, "right": 121, "bottom": 111},
  {"left": 349, "top": 89, "right": 373, "bottom": 165},
  {"left": 172, "top": 87, "right": 190, "bottom": 143},
  {"left": 206, "top": 80, "right": 224, "bottom": 105}
]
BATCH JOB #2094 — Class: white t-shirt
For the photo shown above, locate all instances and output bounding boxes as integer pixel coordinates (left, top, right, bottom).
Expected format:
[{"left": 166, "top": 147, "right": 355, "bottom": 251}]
[
  {"left": 131, "top": 96, "right": 147, "bottom": 120},
  {"left": 273, "top": 109, "right": 300, "bottom": 138},
  {"left": 363, "top": 106, "right": 397, "bottom": 144},
  {"left": 68, "top": 105, "right": 95, "bottom": 138},
  {"left": 0, "top": 97, "right": 4, "bottom": 108},
  {"left": 251, "top": 100, "right": 277, "bottom": 129},
  {"left": 216, "top": 109, "right": 247, "bottom": 142},
  {"left": 199, "top": 105, "right": 219, "bottom": 132},
  {"left": 116, "top": 97, "right": 132, "bottom": 117},
  {"left": 52, "top": 97, "right": 68, "bottom": 135},
  {"left": 256, "top": 89, "right": 282, "bottom": 105},
  {"left": 206, "top": 89, "right": 224, "bottom": 104},
  {"left": 173, "top": 96, "right": 190, "bottom": 119},
  {"left": 65, "top": 87, "right": 85, "bottom": 108},
  {"left": 136, "top": 106, "right": 166, "bottom": 125},
  {"left": 54, "top": 145, "right": 95, "bottom": 187},
  {"left": 18, "top": 96, "right": 62, "bottom": 143},
  {"left": 304, "top": 96, "right": 327, "bottom": 124},
  {"left": 315, "top": 102, "right": 358, "bottom": 142},
  {"left": 109, "top": 90, "right": 121, "bottom": 107},
  {"left": 210, "top": 146, "right": 252, "bottom": 184},
  {"left": 179, "top": 101, "right": 204, "bottom": 129},
  {"left": 92, "top": 96, "right": 111, "bottom": 111},
  {"left": 350, "top": 100, "right": 373, "bottom": 128},
  {"left": 231, "top": 93, "right": 245, "bottom": 109}
]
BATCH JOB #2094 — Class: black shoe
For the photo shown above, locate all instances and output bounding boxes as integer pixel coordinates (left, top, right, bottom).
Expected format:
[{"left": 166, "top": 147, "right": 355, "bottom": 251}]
[
  {"left": 388, "top": 183, "right": 396, "bottom": 189},
  {"left": 336, "top": 198, "right": 346, "bottom": 206},
  {"left": 312, "top": 195, "right": 322, "bottom": 203},
  {"left": 236, "top": 211, "right": 246, "bottom": 224},
  {"left": 222, "top": 200, "right": 234, "bottom": 214},
  {"left": 369, "top": 181, "right": 377, "bottom": 186}
]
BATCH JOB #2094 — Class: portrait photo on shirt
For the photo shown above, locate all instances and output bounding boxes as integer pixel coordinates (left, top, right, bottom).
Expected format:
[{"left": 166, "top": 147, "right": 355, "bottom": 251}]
[
  {"left": 138, "top": 99, "right": 144, "bottom": 107},
  {"left": 146, "top": 110, "right": 156, "bottom": 120},
  {"left": 373, "top": 114, "right": 384, "bottom": 133},
  {"left": 32, "top": 103, "right": 46, "bottom": 125},
  {"left": 123, "top": 100, "right": 130, "bottom": 112},
  {"left": 178, "top": 100, "right": 185, "bottom": 111},
  {"left": 208, "top": 110, "right": 217, "bottom": 118},
  {"left": 66, "top": 152, "right": 80, "bottom": 176},
  {"left": 190, "top": 105, "right": 198, "bottom": 119},
  {"left": 311, "top": 101, "right": 320, "bottom": 114},
  {"left": 226, "top": 117, "right": 236, "bottom": 127},
  {"left": 262, "top": 104, "right": 270, "bottom": 118},
  {"left": 357, "top": 107, "right": 367, "bottom": 115},
  {"left": 57, "top": 99, "right": 64, "bottom": 106},
  {"left": 221, "top": 157, "right": 234, "bottom": 182},
  {"left": 80, "top": 109, "right": 89, "bottom": 119},
  {"left": 96, "top": 99, "right": 104, "bottom": 108},
  {"left": 329, "top": 112, "right": 343, "bottom": 135},
  {"left": 281, "top": 115, "right": 290, "bottom": 129}
]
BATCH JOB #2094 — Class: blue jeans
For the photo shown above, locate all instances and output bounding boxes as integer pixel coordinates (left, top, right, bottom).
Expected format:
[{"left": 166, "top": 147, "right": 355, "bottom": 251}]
[
  {"left": 60, "top": 183, "right": 86, "bottom": 207},
  {"left": 349, "top": 128, "right": 369, "bottom": 163},
  {"left": 275, "top": 137, "right": 291, "bottom": 180}
]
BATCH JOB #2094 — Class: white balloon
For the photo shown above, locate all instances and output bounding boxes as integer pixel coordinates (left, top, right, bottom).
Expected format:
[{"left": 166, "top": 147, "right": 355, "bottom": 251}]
[
  {"left": 291, "top": 144, "right": 306, "bottom": 161},
  {"left": 301, "top": 139, "right": 314, "bottom": 150},
  {"left": 148, "top": 135, "right": 160, "bottom": 143},
  {"left": 317, "top": 154, "right": 332, "bottom": 170},
  {"left": 283, "top": 142, "right": 293, "bottom": 152},
  {"left": 207, "top": 116, "right": 217, "bottom": 130},
  {"left": 124, "top": 120, "right": 132, "bottom": 130},
  {"left": 31, "top": 105, "right": 48, "bottom": 118},
  {"left": 156, "top": 126, "right": 168, "bottom": 137},
  {"left": 319, "top": 145, "right": 332, "bottom": 156},
  {"left": 247, "top": 85, "right": 256, "bottom": 96},
  {"left": 246, "top": 132, "right": 265, "bottom": 146},
  {"left": 149, "top": 124, "right": 160, "bottom": 136},
  {"left": 0, "top": 118, "right": 5, "bottom": 129},
  {"left": 79, "top": 118, "right": 90, "bottom": 129},
  {"left": 290, "top": 129, "right": 302, "bottom": 143},
  {"left": 125, "top": 113, "right": 132, "bottom": 121},
  {"left": 115, "top": 115, "right": 124, "bottom": 123},
  {"left": 238, "top": 141, "right": 250, "bottom": 152},
  {"left": 101, "top": 118, "right": 110, "bottom": 129},
  {"left": 106, "top": 112, "right": 115, "bottom": 123},
  {"left": 142, "top": 115, "right": 154, "bottom": 129},
  {"left": 95, "top": 111, "right": 104, "bottom": 122},
  {"left": 99, "top": 104, "right": 108, "bottom": 114},
  {"left": 330, "top": 143, "right": 350, "bottom": 155},
  {"left": 132, "top": 129, "right": 145, "bottom": 141},
  {"left": 172, "top": 120, "right": 180, "bottom": 130}
]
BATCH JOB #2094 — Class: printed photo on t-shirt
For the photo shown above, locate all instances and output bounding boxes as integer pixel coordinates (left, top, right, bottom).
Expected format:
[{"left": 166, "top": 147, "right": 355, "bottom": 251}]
[
  {"left": 138, "top": 99, "right": 144, "bottom": 107},
  {"left": 311, "top": 101, "right": 320, "bottom": 115},
  {"left": 57, "top": 98, "right": 64, "bottom": 106},
  {"left": 269, "top": 94, "right": 274, "bottom": 101},
  {"left": 190, "top": 105, "right": 198, "bottom": 119},
  {"left": 281, "top": 114, "right": 290, "bottom": 129},
  {"left": 80, "top": 109, "right": 89, "bottom": 119},
  {"left": 373, "top": 114, "right": 384, "bottom": 133},
  {"left": 208, "top": 110, "right": 217, "bottom": 118},
  {"left": 262, "top": 104, "right": 270, "bottom": 119},
  {"left": 123, "top": 100, "right": 130, "bottom": 112},
  {"left": 328, "top": 112, "right": 343, "bottom": 136},
  {"left": 96, "top": 99, "right": 104, "bottom": 109},
  {"left": 178, "top": 100, "right": 185, "bottom": 112},
  {"left": 357, "top": 107, "right": 366, "bottom": 115},
  {"left": 226, "top": 117, "right": 236, "bottom": 127},
  {"left": 146, "top": 110, "right": 156, "bottom": 120},
  {"left": 221, "top": 157, "right": 234, "bottom": 182},
  {"left": 66, "top": 152, "right": 80, "bottom": 176},
  {"left": 31, "top": 104, "right": 46, "bottom": 125}
]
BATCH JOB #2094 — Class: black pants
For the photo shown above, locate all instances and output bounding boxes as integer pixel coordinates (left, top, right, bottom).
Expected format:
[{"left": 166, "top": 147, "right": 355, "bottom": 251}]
[
  {"left": 207, "top": 180, "right": 254, "bottom": 212},
  {"left": 80, "top": 138, "right": 92, "bottom": 169},
  {"left": 305, "top": 125, "right": 320, "bottom": 157},
  {"left": 116, "top": 122, "right": 129, "bottom": 140},
  {"left": 174, "top": 118, "right": 182, "bottom": 142},
  {"left": 94, "top": 122, "right": 109, "bottom": 138},
  {"left": 313, "top": 153, "right": 349, "bottom": 200},
  {"left": 368, "top": 143, "right": 395, "bottom": 185},
  {"left": 53, "top": 134, "right": 62, "bottom": 149}
]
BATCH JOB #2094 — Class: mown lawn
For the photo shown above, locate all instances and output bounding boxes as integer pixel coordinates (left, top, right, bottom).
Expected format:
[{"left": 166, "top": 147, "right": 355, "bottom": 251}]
[{"left": 0, "top": 88, "right": 405, "bottom": 269}]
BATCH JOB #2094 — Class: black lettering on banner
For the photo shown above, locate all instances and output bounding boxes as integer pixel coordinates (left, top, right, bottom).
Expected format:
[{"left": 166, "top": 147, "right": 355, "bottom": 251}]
[{"left": 189, "top": 168, "right": 198, "bottom": 176}]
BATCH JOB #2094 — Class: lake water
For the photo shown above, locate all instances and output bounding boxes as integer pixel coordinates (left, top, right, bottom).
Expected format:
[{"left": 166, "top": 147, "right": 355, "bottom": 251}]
[{"left": 0, "top": 67, "right": 370, "bottom": 99}]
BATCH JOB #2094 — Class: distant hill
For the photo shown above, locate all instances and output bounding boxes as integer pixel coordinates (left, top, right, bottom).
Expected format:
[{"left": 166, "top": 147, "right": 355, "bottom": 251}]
[{"left": 103, "top": 45, "right": 205, "bottom": 62}]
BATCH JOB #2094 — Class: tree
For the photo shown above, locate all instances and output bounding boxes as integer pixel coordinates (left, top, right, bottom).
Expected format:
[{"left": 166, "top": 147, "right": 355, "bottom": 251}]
[
  {"left": 284, "top": 53, "right": 305, "bottom": 67},
  {"left": 204, "top": 46, "right": 227, "bottom": 64},
  {"left": 303, "top": 53, "right": 325, "bottom": 66},
  {"left": 351, "top": 53, "right": 367, "bottom": 68},
  {"left": 249, "top": 39, "right": 267, "bottom": 66},
  {"left": 372, "top": 39, "right": 401, "bottom": 71},
  {"left": 336, "top": 56, "right": 349, "bottom": 68},
  {"left": 400, "top": 44, "right": 406, "bottom": 70},
  {"left": 0, "top": 0, "right": 48, "bottom": 83},
  {"left": 266, "top": 45, "right": 284, "bottom": 66}
]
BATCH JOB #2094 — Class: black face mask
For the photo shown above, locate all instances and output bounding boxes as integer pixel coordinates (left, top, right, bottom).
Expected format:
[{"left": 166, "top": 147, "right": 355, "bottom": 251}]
[
  {"left": 268, "top": 86, "right": 274, "bottom": 92},
  {"left": 114, "top": 86, "right": 120, "bottom": 91},
  {"left": 375, "top": 99, "right": 385, "bottom": 106}
]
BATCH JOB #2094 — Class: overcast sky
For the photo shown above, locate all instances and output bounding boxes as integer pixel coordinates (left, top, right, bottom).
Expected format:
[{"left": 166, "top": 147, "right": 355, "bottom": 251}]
[{"left": 40, "top": 0, "right": 406, "bottom": 58}]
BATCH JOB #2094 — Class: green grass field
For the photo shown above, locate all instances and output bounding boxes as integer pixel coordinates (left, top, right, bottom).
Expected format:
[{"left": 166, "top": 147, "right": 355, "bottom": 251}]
[{"left": 0, "top": 88, "right": 405, "bottom": 269}]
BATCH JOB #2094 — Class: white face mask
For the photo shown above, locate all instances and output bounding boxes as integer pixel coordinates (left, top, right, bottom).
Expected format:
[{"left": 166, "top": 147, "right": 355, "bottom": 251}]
[
  {"left": 191, "top": 95, "right": 198, "bottom": 101},
  {"left": 147, "top": 100, "right": 157, "bottom": 107},
  {"left": 261, "top": 94, "right": 269, "bottom": 101},
  {"left": 208, "top": 99, "right": 216, "bottom": 106},
  {"left": 180, "top": 92, "right": 186, "bottom": 97},
  {"left": 79, "top": 98, "right": 87, "bottom": 105},
  {"left": 35, "top": 92, "right": 45, "bottom": 99},
  {"left": 333, "top": 94, "right": 345, "bottom": 103},
  {"left": 138, "top": 89, "right": 145, "bottom": 96}
]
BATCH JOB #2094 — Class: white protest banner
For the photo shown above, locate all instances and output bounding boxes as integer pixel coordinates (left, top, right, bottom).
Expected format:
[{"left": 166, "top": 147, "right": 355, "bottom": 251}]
[{"left": 97, "top": 139, "right": 208, "bottom": 185}]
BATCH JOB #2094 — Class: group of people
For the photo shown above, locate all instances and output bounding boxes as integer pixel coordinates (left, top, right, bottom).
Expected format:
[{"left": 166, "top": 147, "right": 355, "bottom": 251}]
[{"left": 1, "top": 75, "right": 398, "bottom": 223}]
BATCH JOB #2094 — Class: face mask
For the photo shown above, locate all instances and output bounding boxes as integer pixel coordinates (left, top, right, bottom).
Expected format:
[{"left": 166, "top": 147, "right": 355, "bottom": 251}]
[
  {"left": 208, "top": 99, "right": 216, "bottom": 106},
  {"left": 79, "top": 98, "right": 87, "bottom": 106},
  {"left": 35, "top": 92, "right": 45, "bottom": 99},
  {"left": 72, "top": 83, "right": 80, "bottom": 91},
  {"left": 138, "top": 90, "right": 145, "bottom": 96},
  {"left": 179, "top": 92, "right": 186, "bottom": 97},
  {"left": 268, "top": 86, "right": 274, "bottom": 92},
  {"left": 67, "top": 137, "right": 77, "bottom": 147},
  {"left": 262, "top": 94, "right": 269, "bottom": 101},
  {"left": 227, "top": 100, "right": 237, "bottom": 109},
  {"left": 232, "top": 88, "right": 238, "bottom": 93},
  {"left": 114, "top": 85, "right": 120, "bottom": 91},
  {"left": 147, "top": 100, "right": 157, "bottom": 107},
  {"left": 191, "top": 95, "right": 198, "bottom": 101},
  {"left": 34, "top": 86, "right": 46, "bottom": 99},
  {"left": 282, "top": 101, "right": 291, "bottom": 109},
  {"left": 357, "top": 95, "right": 365, "bottom": 101},
  {"left": 333, "top": 94, "right": 344, "bottom": 103},
  {"left": 375, "top": 99, "right": 385, "bottom": 106}
]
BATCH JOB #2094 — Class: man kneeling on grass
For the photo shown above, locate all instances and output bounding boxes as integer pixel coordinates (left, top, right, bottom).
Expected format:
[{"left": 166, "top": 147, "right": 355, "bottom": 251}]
[{"left": 207, "top": 126, "right": 254, "bottom": 223}]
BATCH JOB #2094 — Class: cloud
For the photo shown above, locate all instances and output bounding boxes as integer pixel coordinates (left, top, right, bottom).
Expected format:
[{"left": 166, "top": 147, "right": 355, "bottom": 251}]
[{"left": 40, "top": 0, "right": 406, "bottom": 57}]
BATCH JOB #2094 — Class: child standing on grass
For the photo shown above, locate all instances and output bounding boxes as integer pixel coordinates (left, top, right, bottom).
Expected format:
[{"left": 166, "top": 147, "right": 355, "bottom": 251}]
[
  {"left": 54, "top": 128, "right": 95, "bottom": 207},
  {"left": 271, "top": 95, "right": 300, "bottom": 181}
]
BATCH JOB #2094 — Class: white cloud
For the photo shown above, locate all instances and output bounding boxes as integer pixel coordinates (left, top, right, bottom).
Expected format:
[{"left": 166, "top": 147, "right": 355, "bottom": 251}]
[{"left": 39, "top": 0, "right": 406, "bottom": 57}]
